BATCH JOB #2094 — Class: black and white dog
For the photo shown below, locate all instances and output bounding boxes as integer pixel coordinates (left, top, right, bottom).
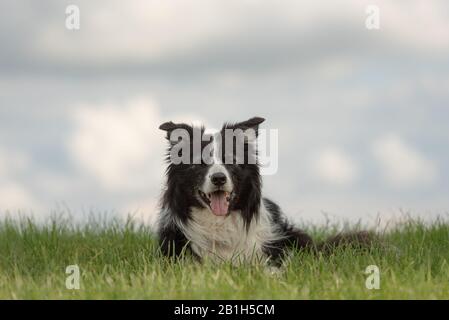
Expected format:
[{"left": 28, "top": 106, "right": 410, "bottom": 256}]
[{"left": 157, "top": 117, "right": 370, "bottom": 265}]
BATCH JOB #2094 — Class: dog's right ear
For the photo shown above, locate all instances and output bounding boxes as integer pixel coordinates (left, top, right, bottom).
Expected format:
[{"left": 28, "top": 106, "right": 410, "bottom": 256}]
[
  {"left": 159, "top": 121, "right": 195, "bottom": 142},
  {"left": 159, "top": 122, "right": 176, "bottom": 141},
  {"left": 159, "top": 121, "right": 194, "bottom": 132},
  {"left": 159, "top": 121, "right": 179, "bottom": 132}
]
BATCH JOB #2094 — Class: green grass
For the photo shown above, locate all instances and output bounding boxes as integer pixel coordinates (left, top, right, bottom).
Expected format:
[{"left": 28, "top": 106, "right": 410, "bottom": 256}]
[{"left": 0, "top": 215, "right": 448, "bottom": 299}]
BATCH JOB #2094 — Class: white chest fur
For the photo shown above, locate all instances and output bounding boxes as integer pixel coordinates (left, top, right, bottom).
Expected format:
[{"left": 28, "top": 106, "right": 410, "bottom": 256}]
[{"left": 176, "top": 202, "right": 281, "bottom": 263}]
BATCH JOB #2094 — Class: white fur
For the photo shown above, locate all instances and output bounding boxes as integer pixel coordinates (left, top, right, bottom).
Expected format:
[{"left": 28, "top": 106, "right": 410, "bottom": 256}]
[
  {"left": 201, "top": 164, "right": 233, "bottom": 194},
  {"left": 175, "top": 200, "right": 283, "bottom": 264}
]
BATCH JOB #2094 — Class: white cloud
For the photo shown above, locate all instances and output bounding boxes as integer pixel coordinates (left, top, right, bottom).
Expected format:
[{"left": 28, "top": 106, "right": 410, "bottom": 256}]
[
  {"left": 1, "top": 1, "right": 449, "bottom": 223},
  {"left": 37, "top": 1, "right": 233, "bottom": 64},
  {"left": 311, "top": 147, "right": 359, "bottom": 186},
  {"left": 0, "top": 156, "right": 3, "bottom": 178},
  {"left": 68, "top": 96, "right": 166, "bottom": 191},
  {"left": 122, "top": 198, "right": 159, "bottom": 230},
  {"left": 0, "top": 146, "right": 29, "bottom": 178},
  {"left": 287, "top": 195, "right": 448, "bottom": 229},
  {"left": 0, "top": 182, "right": 40, "bottom": 212},
  {"left": 0, "top": 147, "right": 40, "bottom": 212},
  {"left": 382, "top": 1, "right": 449, "bottom": 52},
  {"left": 170, "top": 114, "right": 211, "bottom": 129},
  {"left": 372, "top": 134, "right": 438, "bottom": 188},
  {"left": 30, "top": 1, "right": 449, "bottom": 69}
]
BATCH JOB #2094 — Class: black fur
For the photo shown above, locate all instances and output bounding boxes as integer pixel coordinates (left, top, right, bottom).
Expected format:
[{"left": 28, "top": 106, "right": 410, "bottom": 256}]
[
  {"left": 157, "top": 117, "right": 374, "bottom": 263},
  {"left": 158, "top": 221, "right": 189, "bottom": 257},
  {"left": 261, "top": 198, "right": 314, "bottom": 264}
]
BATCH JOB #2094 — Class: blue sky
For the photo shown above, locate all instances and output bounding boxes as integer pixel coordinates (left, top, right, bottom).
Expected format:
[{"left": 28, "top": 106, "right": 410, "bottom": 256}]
[{"left": 0, "top": 0, "right": 448, "bottom": 226}]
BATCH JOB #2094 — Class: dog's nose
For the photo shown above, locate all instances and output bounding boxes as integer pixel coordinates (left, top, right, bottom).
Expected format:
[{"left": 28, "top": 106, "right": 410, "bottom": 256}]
[{"left": 211, "top": 172, "right": 227, "bottom": 186}]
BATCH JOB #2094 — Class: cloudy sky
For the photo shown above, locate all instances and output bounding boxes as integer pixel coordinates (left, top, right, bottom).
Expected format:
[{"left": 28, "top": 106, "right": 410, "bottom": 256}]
[{"left": 1, "top": 0, "right": 448, "bottom": 226}]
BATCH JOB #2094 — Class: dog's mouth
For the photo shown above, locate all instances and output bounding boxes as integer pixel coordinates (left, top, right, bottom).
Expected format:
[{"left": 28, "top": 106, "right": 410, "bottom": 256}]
[{"left": 199, "top": 190, "right": 232, "bottom": 216}]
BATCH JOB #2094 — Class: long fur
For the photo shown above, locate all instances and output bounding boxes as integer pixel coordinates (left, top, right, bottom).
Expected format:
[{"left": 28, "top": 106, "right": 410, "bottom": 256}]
[{"left": 157, "top": 117, "right": 373, "bottom": 265}]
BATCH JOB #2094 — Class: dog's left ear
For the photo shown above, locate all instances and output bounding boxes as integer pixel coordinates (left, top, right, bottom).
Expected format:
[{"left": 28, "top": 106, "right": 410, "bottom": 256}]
[
  {"left": 222, "top": 117, "right": 265, "bottom": 146},
  {"left": 234, "top": 117, "right": 265, "bottom": 131},
  {"left": 230, "top": 117, "right": 265, "bottom": 140}
]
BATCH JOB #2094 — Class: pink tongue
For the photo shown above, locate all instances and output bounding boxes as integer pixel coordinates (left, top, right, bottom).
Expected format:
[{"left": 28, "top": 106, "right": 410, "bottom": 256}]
[{"left": 210, "top": 192, "right": 229, "bottom": 216}]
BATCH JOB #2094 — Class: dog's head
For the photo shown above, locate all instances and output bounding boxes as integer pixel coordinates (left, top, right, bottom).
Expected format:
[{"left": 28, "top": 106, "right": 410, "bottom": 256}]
[{"left": 159, "top": 117, "right": 265, "bottom": 226}]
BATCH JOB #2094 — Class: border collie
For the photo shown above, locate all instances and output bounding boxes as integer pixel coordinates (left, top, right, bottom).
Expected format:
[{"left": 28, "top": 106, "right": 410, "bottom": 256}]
[{"left": 157, "top": 117, "right": 371, "bottom": 265}]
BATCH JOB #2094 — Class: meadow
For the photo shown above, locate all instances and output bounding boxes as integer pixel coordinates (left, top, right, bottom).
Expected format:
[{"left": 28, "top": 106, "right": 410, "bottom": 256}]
[{"left": 0, "top": 215, "right": 448, "bottom": 299}]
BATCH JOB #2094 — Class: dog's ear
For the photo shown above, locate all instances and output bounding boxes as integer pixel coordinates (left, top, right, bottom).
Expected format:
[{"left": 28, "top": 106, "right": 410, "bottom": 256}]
[
  {"left": 224, "top": 117, "right": 265, "bottom": 141},
  {"left": 159, "top": 121, "right": 178, "bottom": 132},
  {"left": 159, "top": 121, "right": 200, "bottom": 159},
  {"left": 159, "top": 121, "right": 193, "bottom": 138},
  {"left": 234, "top": 117, "right": 265, "bottom": 130}
]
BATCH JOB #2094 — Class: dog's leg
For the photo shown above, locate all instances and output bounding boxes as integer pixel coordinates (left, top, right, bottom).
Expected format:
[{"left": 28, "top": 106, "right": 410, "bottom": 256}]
[{"left": 158, "top": 223, "right": 190, "bottom": 258}]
